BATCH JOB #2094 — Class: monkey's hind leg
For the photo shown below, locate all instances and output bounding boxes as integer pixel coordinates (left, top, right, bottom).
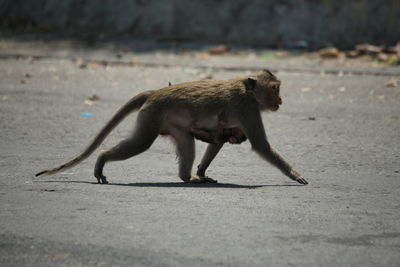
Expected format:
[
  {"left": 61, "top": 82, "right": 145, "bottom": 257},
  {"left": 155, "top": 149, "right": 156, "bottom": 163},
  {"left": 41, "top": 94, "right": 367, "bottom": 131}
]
[
  {"left": 168, "top": 127, "right": 211, "bottom": 183},
  {"left": 195, "top": 143, "right": 223, "bottom": 183},
  {"left": 94, "top": 111, "right": 161, "bottom": 184},
  {"left": 168, "top": 127, "right": 196, "bottom": 183},
  {"left": 169, "top": 127, "right": 219, "bottom": 184}
]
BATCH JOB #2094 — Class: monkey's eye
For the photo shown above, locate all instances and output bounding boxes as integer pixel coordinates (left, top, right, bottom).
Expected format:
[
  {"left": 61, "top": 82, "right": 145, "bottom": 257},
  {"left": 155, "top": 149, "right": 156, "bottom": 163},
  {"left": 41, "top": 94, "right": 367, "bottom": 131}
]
[{"left": 272, "top": 85, "right": 280, "bottom": 90}]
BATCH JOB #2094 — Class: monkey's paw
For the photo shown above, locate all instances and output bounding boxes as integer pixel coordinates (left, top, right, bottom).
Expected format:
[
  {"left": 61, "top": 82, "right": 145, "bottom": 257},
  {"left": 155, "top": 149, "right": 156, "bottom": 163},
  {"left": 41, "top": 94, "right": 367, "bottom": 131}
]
[
  {"left": 189, "top": 176, "right": 218, "bottom": 184},
  {"left": 95, "top": 175, "right": 109, "bottom": 184},
  {"left": 289, "top": 170, "right": 308, "bottom": 185}
]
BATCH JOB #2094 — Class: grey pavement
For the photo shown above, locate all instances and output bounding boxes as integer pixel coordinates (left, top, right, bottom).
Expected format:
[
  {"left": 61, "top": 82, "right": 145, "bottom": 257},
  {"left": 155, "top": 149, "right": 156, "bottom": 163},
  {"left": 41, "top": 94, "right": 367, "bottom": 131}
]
[{"left": 0, "top": 40, "right": 400, "bottom": 266}]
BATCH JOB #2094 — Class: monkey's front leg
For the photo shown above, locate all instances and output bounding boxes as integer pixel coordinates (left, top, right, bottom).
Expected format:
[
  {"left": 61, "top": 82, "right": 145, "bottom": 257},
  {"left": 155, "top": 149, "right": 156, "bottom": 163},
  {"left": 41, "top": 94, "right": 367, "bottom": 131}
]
[
  {"left": 193, "top": 143, "right": 224, "bottom": 183},
  {"left": 240, "top": 109, "right": 308, "bottom": 185},
  {"left": 250, "top": 140, "right": 308, "bottom": 185}
]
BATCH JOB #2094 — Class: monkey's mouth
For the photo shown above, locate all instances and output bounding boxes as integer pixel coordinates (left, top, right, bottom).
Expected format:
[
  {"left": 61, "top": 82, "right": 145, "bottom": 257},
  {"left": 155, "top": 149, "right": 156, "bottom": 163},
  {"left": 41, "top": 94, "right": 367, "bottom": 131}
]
[{"left": 270, "top": 104, "right": 280, "bottom": 111}]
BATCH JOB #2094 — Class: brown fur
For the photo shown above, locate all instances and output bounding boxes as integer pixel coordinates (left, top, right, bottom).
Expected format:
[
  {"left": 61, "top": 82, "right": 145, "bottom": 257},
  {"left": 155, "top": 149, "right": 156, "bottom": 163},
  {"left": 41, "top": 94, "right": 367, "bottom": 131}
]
[
  {"left": 36, "top": 70, "right": 307, "bottom": 185},
  {"left": 190, "top": 122, "right": 247, "bottom": 144}
]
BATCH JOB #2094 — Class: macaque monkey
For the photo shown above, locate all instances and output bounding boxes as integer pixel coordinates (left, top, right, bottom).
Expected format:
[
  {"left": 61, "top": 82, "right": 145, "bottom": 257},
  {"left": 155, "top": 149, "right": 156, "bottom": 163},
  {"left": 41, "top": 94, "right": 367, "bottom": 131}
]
[{"left": 36, "top": 69, "right": 308, "bottom": 185}]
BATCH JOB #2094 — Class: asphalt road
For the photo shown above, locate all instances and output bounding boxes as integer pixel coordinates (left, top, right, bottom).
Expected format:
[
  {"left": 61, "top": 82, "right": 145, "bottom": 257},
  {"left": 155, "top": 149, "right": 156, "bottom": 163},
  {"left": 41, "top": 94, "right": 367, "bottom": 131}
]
[{"left": 1, "top": 43, "right": 400, "bottom": 266}]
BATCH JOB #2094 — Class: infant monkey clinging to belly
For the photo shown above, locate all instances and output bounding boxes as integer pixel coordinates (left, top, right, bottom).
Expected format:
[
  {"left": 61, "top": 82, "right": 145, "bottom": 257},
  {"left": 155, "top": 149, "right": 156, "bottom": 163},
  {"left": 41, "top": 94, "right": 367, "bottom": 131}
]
[{"left": 190, "top": 113, "right": 247, "bottom": 144}]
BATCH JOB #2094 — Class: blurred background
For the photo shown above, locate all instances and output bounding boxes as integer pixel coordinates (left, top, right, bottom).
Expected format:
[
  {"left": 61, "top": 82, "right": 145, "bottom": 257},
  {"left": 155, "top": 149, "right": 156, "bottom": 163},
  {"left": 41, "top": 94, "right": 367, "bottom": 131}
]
[{"left": 1, "top": 0, "right": 399, "bottom": 49}]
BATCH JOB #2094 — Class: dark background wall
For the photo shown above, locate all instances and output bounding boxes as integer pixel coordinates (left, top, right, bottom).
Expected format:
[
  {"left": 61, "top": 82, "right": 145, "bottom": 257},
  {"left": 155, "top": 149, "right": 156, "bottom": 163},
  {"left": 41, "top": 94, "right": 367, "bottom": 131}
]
[{"left": 0, "top": 0, "right": 399, "bottom": 49}]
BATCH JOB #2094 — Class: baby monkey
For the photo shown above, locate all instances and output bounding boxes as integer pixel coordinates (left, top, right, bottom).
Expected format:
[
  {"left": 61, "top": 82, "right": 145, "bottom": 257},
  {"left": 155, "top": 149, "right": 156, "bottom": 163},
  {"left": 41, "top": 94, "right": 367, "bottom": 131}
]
[
  {"left": 190, "top": 116, "right": 247, "bottom": 144},
  {"left": 169, "top": 82, "right": 247, "bottom": 145}
]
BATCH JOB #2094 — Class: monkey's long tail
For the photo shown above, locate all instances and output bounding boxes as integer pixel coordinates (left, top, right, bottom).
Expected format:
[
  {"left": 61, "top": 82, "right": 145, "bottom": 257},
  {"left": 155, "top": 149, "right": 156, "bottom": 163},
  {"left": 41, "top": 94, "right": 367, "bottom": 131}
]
[{"left": 35, "top": 91, "right": 152, "bottom": 177}]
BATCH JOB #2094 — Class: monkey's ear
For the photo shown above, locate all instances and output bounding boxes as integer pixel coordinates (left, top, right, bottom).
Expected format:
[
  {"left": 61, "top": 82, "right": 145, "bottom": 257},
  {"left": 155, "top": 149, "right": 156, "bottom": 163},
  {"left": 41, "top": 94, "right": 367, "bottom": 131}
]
[{"left": 244, "top": 77, "right": 257, "bottom": 91}]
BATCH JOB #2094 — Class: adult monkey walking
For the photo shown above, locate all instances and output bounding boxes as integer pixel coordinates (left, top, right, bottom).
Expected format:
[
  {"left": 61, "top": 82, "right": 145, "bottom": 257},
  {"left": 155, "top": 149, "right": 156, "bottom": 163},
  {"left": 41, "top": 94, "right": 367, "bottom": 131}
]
[{"left": 36, "top": 69, "right": 308, "bottom": 185}]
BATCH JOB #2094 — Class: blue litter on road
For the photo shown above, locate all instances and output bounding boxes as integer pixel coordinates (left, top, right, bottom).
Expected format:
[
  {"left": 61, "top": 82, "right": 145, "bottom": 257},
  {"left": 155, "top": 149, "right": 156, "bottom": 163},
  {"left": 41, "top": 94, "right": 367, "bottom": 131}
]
[{"left": 80, "top": 112, "right": 92, "bottom": 117}]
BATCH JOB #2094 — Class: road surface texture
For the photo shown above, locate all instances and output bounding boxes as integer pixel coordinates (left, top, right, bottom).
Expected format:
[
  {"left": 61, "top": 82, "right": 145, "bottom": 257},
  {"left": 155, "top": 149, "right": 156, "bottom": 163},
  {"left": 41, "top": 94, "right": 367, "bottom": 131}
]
[{"left": 1, "top": 39, "right": 400, "bottom": 266}]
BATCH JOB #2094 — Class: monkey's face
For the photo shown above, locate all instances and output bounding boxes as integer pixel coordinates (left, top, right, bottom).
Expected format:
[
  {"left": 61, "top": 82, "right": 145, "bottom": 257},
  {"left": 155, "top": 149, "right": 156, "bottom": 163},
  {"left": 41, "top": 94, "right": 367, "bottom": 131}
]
[
  {"left": 264, "top": 81, "right": 282, "bottom": 111},
  {"left": 254, "top": 79, "right": 282, "bottom": 111},
  {"left": 245, "top": 69, "right": 282, "bottom": 111}
]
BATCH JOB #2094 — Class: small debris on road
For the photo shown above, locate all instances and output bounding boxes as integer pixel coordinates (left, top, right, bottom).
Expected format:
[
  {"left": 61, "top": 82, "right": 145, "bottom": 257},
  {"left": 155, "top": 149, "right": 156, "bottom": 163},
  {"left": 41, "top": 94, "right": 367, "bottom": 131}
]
[
  {"left": 260, "top": 53, "right": 276, "bottom": 60},
  {"left": 183, "top": 67, "right": 199, "bottom": 75},
  {"left": 80, "top": 112, "right": 92, "bottom": 117},
  {"left": 319, "top": 47, "right": 340, "bottom": 58},
  {"left": 131, "top": 57, "right": 141, "bottom": 63},
  {"left": 319, "top": 43, "right": 400, "bottom": 65},
  {"left": 377, "top": 53, "right": 389, "bottom": 62},
  {"left": 76, "top": 58, "right": 88, "bottom": 69},
  {"left": 385, "top": 79, "right": 398, "bottom": 87},
  {"left": 88, "top": 94, "right": 101, "bottom": 101},
  {"left": 346, "top": 50, "right": 361, "bottom": 58},
  {"left": 355, "top": 44, "right": 382, "bottom": 56},
  {"left": 196, "top": 52, "right": 211, "bottom": 60},
  {"left": 84, "top": 100, "right": 95, "bottom": 106},
  {"left": 199, "top": 73, "right": 213, "bottom": 79},
  {"left": 84, "top": 94, "right": 101, "bottom": 106},
  {"left": 207, "top": 45, "right": 231, "bottom": 55}
]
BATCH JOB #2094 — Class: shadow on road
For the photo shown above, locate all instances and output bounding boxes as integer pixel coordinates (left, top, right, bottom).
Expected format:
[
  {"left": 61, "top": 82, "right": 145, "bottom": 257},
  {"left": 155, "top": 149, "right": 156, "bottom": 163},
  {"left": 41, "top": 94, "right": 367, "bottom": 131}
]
[
  {"left": 112, "top": 182, "right": 264, "bottom": 189},
  {"left": 38, "top": 180, "right": 303, "bottom": 189}
]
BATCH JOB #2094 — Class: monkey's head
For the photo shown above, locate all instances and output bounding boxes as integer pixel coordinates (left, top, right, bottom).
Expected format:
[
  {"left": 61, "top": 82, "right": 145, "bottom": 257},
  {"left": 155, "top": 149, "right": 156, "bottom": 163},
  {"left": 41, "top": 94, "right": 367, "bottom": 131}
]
[{"left": 245, "top": 69, "right": 282, "bottom": 111}]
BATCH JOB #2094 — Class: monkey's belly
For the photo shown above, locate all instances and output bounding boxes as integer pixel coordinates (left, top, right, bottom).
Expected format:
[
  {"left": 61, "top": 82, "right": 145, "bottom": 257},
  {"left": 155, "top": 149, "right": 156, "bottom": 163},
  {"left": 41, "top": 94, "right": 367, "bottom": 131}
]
[
  {"left": 194, "top": 115, "right": 220, "bottom": 130},
  {"left": 162, "top": 110, "right": 220, "bottom": 131}
]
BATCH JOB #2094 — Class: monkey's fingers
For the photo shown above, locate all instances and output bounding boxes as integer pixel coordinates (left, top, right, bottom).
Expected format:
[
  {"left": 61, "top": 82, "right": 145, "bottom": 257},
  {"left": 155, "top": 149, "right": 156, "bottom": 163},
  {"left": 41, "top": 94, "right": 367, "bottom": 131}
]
[
  {"left": 96, "top": 175, "right": 109, "bottom": 184},
  {"left": 296, "top": 177, "right": 308, "bottom": 185},
  {"left": 189, "top": 176, "right": 218, "bottom": 184},
  {"left": 289, "top": 170, "right": 308, "bottom": 185},
  {"left": 201, "top": 176, "right": 218, "bottom": 183}
]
